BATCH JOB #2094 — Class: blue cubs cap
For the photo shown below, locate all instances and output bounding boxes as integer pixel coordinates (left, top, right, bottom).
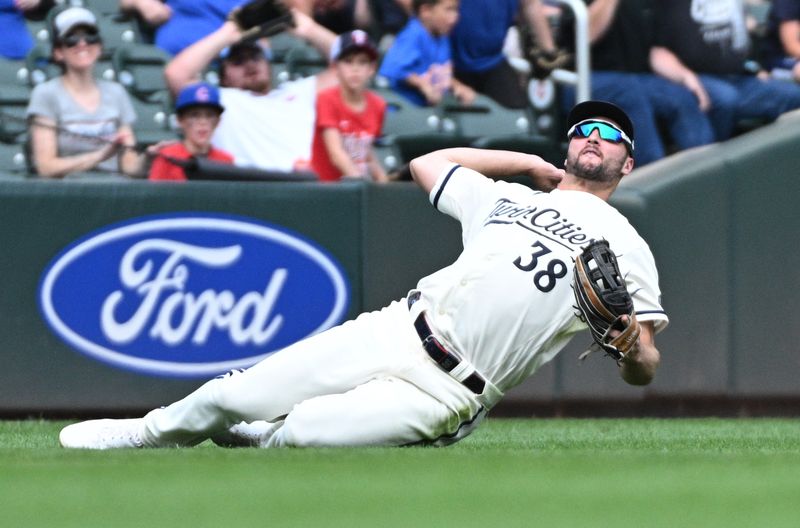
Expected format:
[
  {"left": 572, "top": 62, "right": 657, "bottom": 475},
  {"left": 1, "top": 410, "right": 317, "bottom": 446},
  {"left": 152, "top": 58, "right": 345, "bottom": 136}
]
[{"left": 175, "top": 82, "right": 224, "bottom": 114}]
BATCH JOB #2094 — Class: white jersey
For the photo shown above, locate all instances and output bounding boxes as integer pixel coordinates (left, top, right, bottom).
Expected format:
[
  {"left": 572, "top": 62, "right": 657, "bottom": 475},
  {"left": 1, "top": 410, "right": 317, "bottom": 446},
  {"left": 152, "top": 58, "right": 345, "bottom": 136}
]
[
  {"left": 410, "top": 164, "right": 669, "bottom": 393},
  {"left": 212, "top": 77, "right": 317, "bottom": 172}
]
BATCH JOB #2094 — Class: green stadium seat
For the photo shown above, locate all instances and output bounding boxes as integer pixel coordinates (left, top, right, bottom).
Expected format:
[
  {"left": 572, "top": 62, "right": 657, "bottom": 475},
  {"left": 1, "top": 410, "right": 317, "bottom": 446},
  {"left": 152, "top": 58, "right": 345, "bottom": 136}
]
[
  {"left": 86, "top": 0, "right": 124, "bottom": 17},
  {"left": 285, "top": 45, "right": 328, "bottom": 80},
  {"left": 0, "top": 59, "right": 29, "bottom": 86},
  {"left": 376, "top": 88, "right": 469, "bottom": 163},
  {"left": 130, "top": 97, "right": 177, "bottom": 148},
  {"left": 112, "top": 44, "right": 171, "bottom": 101},
  {"left": 96, "top": 13, "right": 141, "bottom": 58},
  {"left": 0, "top": 84, "right": 32, "bottom": 143},
  {"left": 0, "top": 141, "right": 30, "bottom": 177},
  {"left": 471, "top": 135, "right": 564, "bottom": 166},
  {"left": 25, "top": 43, "right": 59, "bottom": 87},
  {"left": 268, "top": 32, "right": 307, "bottom": 64},
  {"left": 443, "top": 93, "right": 533, "bottom": 141}
]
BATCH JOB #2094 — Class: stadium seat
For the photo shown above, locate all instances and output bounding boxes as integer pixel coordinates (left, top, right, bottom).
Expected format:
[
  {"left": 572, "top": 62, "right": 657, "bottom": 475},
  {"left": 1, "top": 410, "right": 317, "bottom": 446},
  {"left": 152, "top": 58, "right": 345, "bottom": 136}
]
[
  {"left": 471, "top": 135, "right": 564, "bottom": 166},
  {"left": 0, "top": 60, "right": 29, "bottom": 86},
  {"left": 372, "top": 138, "right": 403, "bottom": 174},
  {"left": 0, "top": 141, "right": 30, "bottom": 178},
  {"left": 95, "top": 13, "right": 141, "bottom": 58},
  {"left": 86, "top": 0, "right": 123, "bottom": 17},
  {"left": 378, "top": 88, "right": 444, "bottom": 137},
  {"left": 285, "top": 45, "right": 328, "bottom": 80},
  {"left": 268, "top": 32, "right": 307, "bottom": 64},
  {"left": 377, "top": 88, "right": 469, "bottom": 163},
  {"left": 130, "top": 98, "right": 176, "bottom": 148},
  {"left": 112, "top": 44, "right": 171, "bottom": 101},
  {"left": 26, "top": 18, "right": 51, "bottom": 45},
  {"left": 25, "top": 43, "right": 59, "bottom": 87},
  {"left": 444, "top": 93, "right": 533, "bottom": 142},
  {"left": 0, "top": 84, "right": 32, "bottom": 143}
]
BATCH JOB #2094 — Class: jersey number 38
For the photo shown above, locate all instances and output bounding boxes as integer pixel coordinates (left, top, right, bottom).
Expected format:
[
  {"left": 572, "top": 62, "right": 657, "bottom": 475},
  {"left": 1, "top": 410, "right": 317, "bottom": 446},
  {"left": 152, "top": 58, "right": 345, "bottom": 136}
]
[{"left": 513, "top": 240, "right": 568, "bottom": 293}]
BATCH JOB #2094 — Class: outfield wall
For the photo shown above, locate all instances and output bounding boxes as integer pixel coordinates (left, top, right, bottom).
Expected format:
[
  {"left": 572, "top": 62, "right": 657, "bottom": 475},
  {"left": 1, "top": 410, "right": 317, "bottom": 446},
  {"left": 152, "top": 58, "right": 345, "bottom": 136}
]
[{"left": 1, "top": 112, "right": 799, "bottom": 415}]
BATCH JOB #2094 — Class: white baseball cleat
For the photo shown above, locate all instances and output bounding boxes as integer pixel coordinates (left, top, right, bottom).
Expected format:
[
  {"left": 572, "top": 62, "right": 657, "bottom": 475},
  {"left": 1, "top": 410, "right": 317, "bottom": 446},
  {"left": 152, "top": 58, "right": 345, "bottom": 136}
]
[
  {"left": 211, "top": 420, "right": 276, "bottom": 448},
  {"left": 59, "top": 419, "right": 145, "bottom": 449}
]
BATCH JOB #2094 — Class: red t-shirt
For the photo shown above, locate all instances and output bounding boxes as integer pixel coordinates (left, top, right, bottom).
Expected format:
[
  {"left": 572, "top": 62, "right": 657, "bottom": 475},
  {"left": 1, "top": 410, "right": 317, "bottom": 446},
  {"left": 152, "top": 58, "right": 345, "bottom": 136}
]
[
  {"left": 311, "top": 86, "right": 386, "bottom": 182},
  {"left": 148, "top": 142, "right": 235, "bottom": 181}
]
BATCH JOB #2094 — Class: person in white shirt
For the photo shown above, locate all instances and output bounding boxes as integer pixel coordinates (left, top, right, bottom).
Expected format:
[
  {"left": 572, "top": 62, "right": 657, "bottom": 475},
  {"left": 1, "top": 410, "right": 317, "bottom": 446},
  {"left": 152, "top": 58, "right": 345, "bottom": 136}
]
[
  {"left": 164, "top": 8, "right": 338, "bottom": 172},
  {"left": 59, "top": 100, "right": 668, "bottom": 450}
]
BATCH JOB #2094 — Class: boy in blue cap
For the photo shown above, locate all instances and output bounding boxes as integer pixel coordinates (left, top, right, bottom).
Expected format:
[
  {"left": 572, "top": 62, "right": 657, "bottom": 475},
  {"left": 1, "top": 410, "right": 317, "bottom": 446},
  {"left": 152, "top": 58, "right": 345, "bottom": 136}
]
[{"left": 148, "top": 82, "right": 234, "bottom": 181}]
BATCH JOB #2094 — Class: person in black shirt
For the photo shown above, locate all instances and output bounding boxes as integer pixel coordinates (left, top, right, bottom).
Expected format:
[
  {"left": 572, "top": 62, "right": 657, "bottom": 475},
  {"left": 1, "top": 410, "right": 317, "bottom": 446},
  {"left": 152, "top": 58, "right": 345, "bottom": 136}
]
[
  {"left": 559, "top": 0, "right": 715, "bottom": 166},
  {"left": 651, "top": 0, "right": 800, "bottom": 140}
]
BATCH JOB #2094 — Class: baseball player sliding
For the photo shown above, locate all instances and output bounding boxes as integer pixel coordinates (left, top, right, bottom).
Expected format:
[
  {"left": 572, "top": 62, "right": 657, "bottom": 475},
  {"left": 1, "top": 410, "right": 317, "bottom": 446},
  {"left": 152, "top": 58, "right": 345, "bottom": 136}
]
[{"left": 60, "top": 101, "right": 668, "bottom": 449}]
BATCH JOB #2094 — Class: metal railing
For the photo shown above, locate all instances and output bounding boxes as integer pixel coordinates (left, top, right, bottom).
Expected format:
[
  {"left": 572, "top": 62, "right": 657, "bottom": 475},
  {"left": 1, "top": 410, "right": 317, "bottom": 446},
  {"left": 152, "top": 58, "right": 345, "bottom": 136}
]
[{"left": 549, "top": 0, "right": 591, "bottom": 102}]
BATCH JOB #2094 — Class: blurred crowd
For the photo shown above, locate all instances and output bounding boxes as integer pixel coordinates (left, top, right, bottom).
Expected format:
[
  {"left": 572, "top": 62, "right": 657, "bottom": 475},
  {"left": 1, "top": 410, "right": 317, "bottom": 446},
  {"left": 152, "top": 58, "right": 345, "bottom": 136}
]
[{"left": 2, "top": 0, "right": 800, "bottom": 181}]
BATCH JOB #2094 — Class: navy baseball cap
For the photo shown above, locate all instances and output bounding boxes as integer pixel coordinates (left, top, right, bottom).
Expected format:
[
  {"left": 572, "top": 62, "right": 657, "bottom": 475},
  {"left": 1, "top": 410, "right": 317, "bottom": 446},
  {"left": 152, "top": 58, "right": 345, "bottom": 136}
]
[
  {"left": 566, "top": 100, "right": 634, "bottom": 148},
  {"left": 175, "top": 82, "right": 224, "bottom": 114},
  {"left": 329, "top": 30, "right": 378, "bottom": 62},
  {"left": 219, "top": 41, "right": 273, "bottom": 62}
]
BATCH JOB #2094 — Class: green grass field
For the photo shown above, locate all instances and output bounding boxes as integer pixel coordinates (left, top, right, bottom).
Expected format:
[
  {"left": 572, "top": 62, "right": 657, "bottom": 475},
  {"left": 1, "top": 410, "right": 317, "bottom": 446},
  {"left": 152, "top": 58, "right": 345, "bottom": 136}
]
[{"left": 2, "top": 418, "right": 799, "bottom": 527}]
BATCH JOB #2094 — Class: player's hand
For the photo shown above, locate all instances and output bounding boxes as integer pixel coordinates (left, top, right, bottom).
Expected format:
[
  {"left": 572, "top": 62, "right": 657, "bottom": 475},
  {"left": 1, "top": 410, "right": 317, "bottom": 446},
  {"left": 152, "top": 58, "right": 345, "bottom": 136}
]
[{"left": 527, "top": 158, "right": 563, "bottom": 191}]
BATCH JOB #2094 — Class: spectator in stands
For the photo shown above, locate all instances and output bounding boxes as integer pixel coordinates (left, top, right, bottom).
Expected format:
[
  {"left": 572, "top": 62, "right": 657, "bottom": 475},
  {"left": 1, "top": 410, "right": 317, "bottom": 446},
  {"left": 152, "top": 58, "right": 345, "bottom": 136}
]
[
  {"left": 0, "top": 0, "right": 41, "bottom": 60},
  {"left": 164, "top": 7, "right": 337, "bottom": 172},
  {"left": 119, "top": 0, "right": 172, "bottom": 37},
  {"left": 558, "top": 0, "right": 715, "bottom": 167},
  {"left": 148, "top": 82, "right": 233, "bottom": 181},
  {"left": 651, "top": 0, "right": 800, "bottom": 141},
  {"left": 26, "top": 6, "right": 144, "bottom": 178},
  {"left": 290, "top": 0, "right": 372, "bottom": 34},
  {"left": 371, "top": 0, "right": 412, "bottom": 45},
  {"left": 311, "top": 30, "right": 387, "bottom": 182},
  {"left": 450, "top": 0, "right": 555, "bottom": 109},
  {"left": 761, "top": 0, "right": 800, "bottom": 83},
  {"left": 120, "top": 0, "right": 243, "bottom": 56},
  {"left": 378, "top": 0, "right": 475, "bottom": 107}
]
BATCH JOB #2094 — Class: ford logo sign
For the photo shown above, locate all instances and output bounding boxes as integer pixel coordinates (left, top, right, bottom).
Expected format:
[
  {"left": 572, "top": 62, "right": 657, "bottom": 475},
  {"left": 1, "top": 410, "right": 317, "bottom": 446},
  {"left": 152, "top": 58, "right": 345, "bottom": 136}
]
[{"left": 39, "top": 214, "right": 350, "bottom": 378}]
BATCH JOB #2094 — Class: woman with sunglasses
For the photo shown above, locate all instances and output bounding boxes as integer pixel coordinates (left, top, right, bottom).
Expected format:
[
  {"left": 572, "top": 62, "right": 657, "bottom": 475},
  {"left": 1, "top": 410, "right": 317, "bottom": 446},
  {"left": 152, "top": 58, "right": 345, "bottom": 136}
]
[{"left": 26, "top": 6, "right": 144, "bottom": 179}]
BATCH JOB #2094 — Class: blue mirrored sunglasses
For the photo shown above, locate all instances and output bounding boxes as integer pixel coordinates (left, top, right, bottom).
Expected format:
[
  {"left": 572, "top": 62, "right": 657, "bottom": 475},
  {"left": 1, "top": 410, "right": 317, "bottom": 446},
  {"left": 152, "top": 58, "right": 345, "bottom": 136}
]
[{"left": 567, "top": 119, "right": 633, "bottom": 152}]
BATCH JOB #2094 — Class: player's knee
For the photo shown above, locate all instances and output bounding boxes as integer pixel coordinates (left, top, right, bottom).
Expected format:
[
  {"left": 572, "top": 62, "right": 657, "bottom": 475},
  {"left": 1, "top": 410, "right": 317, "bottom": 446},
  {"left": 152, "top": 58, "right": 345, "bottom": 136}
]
[
  {"left": 278, "top": 403, "right": 329, "bottom": 447},
  {"left": 207, "top": 369, "right": 247, "bottom": 416}
]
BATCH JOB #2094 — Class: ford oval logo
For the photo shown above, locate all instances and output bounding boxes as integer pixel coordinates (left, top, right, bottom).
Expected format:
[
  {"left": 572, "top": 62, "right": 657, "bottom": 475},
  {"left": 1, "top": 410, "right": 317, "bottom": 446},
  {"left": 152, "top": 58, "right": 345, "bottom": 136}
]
[{"left": 38, "top": 214, "right": 350, "bottom": 378}]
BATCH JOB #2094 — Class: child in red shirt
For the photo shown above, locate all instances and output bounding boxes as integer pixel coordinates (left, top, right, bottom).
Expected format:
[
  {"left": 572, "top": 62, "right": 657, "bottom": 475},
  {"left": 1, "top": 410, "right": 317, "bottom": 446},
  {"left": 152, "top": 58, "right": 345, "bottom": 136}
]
[
  {"left": 148, "top": 82, "right": 234, "bottom": 181},
  {"left": 311, "top": 30, "right": 388, "bottom": 182}
]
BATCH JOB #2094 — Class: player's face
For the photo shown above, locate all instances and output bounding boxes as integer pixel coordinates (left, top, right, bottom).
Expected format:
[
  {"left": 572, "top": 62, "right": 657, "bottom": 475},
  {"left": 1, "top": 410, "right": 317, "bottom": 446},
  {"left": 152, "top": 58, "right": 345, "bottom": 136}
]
[
  {"left": 336, "top": 52, "right": 376, "bottom": 92},
  {"left": 565, "top": 119, "right": 633, "bottom": 182},
  {"left": 425, "top": 0, "right": 460, "bottom": 36},
  {"left": 222, "top": 51, "right": 271, "bottom": 94},
  {"left": 178, "top": 107, "right": 222, "bottom": 150}
]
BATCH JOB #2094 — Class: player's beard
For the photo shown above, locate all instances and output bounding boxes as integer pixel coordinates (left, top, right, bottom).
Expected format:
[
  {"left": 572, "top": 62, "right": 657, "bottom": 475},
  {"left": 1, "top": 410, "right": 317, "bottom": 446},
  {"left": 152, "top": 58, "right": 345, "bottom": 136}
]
[{"left": 565, "top": 150, "right": 625, "bottom": 183}]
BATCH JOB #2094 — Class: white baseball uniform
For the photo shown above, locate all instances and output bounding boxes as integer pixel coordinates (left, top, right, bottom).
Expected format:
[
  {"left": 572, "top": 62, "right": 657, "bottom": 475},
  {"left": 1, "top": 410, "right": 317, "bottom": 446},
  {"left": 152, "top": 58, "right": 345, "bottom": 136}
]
[{"left": 139, "top": 164, "right": 668, "bottom": 448}]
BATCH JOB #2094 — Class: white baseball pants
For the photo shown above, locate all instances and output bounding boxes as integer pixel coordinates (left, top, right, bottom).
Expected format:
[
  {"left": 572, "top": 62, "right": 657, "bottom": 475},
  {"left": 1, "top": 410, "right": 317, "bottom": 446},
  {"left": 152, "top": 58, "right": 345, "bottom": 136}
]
[{"left": 140, "top": 299, "right": 495, "bottom": 447}]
